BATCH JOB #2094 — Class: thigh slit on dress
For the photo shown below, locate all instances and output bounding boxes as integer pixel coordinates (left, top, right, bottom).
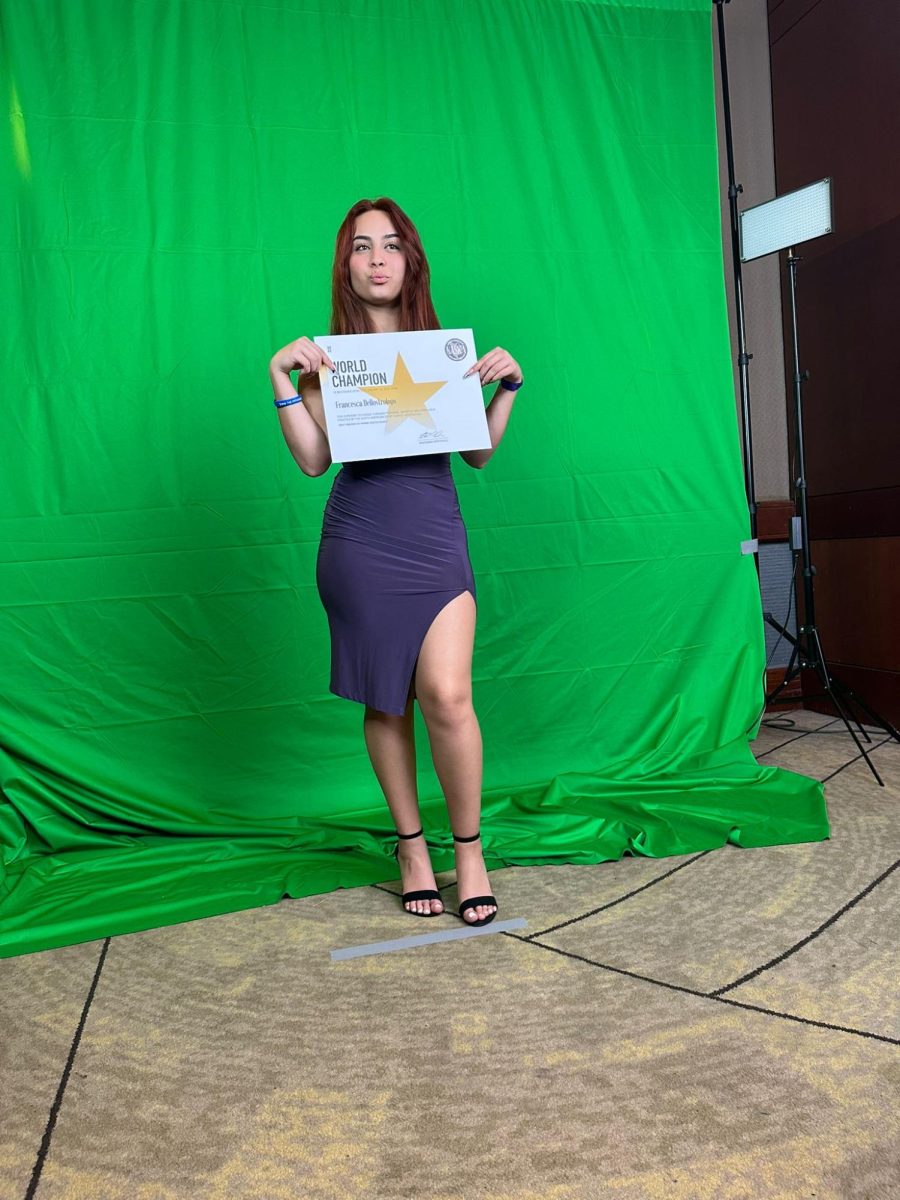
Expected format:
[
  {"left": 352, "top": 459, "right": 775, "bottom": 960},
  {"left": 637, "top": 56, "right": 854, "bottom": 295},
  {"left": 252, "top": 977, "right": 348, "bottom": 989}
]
[{"left": 315, "top": 453, "right": 477, "bottom": 717}]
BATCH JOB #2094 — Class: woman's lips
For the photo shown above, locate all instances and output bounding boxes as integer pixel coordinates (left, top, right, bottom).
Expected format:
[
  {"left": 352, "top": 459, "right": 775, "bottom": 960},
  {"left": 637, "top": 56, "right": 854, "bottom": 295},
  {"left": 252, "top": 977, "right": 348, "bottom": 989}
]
[{"left": 371, "top": 276, "right": 388, "bottom": 283}]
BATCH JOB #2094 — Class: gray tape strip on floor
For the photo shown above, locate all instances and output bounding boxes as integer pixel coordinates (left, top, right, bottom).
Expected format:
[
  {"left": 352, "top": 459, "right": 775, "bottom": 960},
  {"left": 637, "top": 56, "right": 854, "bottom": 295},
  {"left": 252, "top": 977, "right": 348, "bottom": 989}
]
[{"left": 331, "top": 917, "right": 528, "bottom": 961}]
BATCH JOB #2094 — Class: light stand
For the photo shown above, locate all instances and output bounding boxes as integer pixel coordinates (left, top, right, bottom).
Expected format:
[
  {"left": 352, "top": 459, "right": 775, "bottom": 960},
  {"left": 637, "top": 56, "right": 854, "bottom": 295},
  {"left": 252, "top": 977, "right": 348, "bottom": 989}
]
[
  {"left": 713, "top": 0, "right": 758, "bottom": 555},
  {"left": 715, "top": 4, "right": 897, "bottom": 785},
  {"left": 761, "top": 246, "right": 900, "bottom": 784}
]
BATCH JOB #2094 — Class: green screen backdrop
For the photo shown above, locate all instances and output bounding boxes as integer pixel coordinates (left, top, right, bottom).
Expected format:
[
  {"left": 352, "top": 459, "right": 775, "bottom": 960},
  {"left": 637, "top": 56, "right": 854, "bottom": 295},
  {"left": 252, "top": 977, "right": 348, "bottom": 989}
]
[{"left": 0, "top": 0, "right": 828, "bottom": 958}]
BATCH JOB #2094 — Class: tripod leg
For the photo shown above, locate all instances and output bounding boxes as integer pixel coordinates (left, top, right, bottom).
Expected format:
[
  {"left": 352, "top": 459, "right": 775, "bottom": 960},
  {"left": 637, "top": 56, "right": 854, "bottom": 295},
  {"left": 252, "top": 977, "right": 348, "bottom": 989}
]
[
  {"left": 765, "top": 637, "right": 801, "bottom": 707},
  {"left": 829, "top": 676, "right": 900, "bottom": 744},
  {"left": 811, "top": 629, "right": 884, "bottom": 787},
  {"left": 823, "top": 673, "right": 871, "bottom": 741},
  {"left": 831, "top": 685, "right": 872, "bottom": 743}
]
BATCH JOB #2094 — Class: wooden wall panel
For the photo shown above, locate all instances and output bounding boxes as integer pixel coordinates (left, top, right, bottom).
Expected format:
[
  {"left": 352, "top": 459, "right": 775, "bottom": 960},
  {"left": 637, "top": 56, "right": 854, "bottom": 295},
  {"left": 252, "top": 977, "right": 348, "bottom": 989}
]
[
  {"left": 806, "top": 539, "right": 900, "bottom": 671},
  {"left": 757, "top": 499, "right": 794, "bottom": 543}
]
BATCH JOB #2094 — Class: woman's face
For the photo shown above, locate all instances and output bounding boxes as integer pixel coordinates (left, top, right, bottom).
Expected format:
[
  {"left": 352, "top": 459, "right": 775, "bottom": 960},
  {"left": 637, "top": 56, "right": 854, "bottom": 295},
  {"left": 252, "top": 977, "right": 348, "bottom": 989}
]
[{"left": 348, "top": 209, "right": 406, "bottom": 307}]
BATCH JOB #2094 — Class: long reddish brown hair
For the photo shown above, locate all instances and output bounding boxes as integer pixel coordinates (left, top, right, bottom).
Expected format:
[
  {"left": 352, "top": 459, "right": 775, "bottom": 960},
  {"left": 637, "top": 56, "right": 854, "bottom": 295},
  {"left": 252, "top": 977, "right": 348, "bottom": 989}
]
[
  {"left": 332, "top": 197, "right": 440, "bottom": 335},
  {"left": 298, "top": 198, "right": 440, "bottom": 392}
]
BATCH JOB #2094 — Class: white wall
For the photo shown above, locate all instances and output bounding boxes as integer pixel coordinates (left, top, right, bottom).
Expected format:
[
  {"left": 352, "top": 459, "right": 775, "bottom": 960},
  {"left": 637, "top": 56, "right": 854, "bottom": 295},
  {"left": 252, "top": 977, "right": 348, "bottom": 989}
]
[{"left": 712, "top": 0, "right": 790, "bottom": 501}]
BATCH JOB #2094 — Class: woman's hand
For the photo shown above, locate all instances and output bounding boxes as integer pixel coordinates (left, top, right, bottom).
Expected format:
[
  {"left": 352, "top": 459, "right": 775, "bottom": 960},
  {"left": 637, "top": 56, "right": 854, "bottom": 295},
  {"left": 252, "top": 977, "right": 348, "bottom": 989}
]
[
  {"left": 463, "top": 347, "right": 523, "bottom": 388},
  {"left": 270, "top": 337, "right": 336, "bottom": 377}
]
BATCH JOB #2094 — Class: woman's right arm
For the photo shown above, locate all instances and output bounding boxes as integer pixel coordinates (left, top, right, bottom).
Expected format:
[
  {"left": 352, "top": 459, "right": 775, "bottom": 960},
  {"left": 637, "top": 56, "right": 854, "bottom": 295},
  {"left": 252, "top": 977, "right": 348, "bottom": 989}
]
[{"left": 269, "top": 338, "right": 335, "bottom": 477}]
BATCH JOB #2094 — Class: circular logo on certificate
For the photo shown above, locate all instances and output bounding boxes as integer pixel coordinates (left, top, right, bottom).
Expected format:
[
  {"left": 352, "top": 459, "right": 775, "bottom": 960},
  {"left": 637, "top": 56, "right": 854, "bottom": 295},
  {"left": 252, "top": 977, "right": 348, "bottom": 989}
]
[{"left": 445, "top": 338, "right": 467, "bottom": 361}]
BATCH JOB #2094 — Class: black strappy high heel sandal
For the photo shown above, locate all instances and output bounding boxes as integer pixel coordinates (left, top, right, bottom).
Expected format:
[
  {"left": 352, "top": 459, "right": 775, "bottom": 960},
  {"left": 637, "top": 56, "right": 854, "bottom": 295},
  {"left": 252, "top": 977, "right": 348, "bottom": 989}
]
[
  {"left": 453, "top": 830, "right": 498, "bottom": 927},
  {"left": 393, "top": 828, "right": 444, "bottom": 917}
]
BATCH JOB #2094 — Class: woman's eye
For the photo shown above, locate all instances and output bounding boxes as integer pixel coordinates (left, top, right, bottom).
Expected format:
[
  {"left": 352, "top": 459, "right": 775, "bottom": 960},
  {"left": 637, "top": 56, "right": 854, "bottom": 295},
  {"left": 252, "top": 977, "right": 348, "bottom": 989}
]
[{"left": 386, "top": 242, "right": 401, "bottom": 251}]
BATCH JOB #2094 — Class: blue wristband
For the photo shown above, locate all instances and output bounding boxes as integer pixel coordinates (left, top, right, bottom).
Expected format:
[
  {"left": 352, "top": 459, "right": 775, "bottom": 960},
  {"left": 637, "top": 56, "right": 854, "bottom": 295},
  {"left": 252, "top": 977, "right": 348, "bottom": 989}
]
[
  {"left": 499, "top": 377, "right": 523, "bottom": 392},
  {"left": 274, "top": 395, "right": 303, "bottom": 408}
]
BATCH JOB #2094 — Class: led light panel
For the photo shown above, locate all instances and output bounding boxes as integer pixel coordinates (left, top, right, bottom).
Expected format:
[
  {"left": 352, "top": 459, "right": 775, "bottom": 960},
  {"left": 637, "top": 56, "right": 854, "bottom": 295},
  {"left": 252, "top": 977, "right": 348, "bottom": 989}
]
[{"left": 739, "top": 178, "right": 833, "bottom": 262}]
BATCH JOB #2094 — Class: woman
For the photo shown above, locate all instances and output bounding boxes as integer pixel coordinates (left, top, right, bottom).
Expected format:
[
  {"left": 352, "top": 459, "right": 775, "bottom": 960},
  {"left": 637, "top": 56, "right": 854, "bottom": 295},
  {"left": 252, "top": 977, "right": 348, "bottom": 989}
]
[{"left": 268, "top": 198, "right": 522, "bottom": 927}]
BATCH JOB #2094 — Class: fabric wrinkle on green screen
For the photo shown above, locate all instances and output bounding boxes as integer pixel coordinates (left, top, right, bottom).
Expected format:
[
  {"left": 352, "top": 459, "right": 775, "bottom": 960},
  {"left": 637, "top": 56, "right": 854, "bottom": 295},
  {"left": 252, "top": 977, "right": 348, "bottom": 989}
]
[{"left": 0, "top": 0, "right": 829, "bottom": 959}]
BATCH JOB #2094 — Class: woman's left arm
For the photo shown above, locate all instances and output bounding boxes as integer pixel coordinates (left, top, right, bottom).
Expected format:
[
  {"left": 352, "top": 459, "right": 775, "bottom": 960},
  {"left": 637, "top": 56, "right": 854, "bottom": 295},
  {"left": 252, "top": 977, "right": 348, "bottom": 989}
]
[{"left": 459, "top": 346, "right": 523, "bottom": 470}]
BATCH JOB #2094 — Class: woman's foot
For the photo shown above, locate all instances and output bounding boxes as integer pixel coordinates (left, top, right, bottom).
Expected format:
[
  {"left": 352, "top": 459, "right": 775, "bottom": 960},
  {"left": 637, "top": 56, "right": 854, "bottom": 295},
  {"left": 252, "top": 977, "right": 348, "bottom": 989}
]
[
  {"left": 396, "top": 834, "right": 444, "bottom": 915},
  {"left": 454, "top": 836, "right": 497, "bottom": 923}
]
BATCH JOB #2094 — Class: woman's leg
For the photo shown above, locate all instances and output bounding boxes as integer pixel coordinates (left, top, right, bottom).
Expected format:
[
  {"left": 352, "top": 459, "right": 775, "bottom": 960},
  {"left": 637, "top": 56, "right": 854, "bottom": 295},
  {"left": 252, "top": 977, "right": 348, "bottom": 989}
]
[
  {"left": 414, "top": 590, "right": 496, "bottom": 923},
  {"left": 363, "top": 689, "right": 443, "bottom": 915}
]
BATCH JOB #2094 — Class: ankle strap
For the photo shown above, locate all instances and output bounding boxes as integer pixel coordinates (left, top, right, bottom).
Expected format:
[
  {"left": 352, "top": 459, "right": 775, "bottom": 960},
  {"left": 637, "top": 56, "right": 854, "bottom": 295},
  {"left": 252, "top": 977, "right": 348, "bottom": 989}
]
[
  {"left": 453, "top": 831, "right": 481, "bottom": 842},
  {"left": 396, "top": 827, "right": 424, "bottom": 840}
]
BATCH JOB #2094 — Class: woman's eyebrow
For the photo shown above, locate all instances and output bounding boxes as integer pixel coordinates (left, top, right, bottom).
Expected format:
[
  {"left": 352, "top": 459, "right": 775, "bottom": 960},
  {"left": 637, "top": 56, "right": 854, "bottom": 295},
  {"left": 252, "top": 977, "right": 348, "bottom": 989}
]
[{"left": 352, "top": 232, "right": 400, "bottom": 241}]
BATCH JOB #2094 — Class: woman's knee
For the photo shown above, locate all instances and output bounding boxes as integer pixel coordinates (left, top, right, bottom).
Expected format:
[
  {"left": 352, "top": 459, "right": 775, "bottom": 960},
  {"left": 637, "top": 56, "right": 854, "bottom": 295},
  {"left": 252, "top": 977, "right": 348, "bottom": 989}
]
[{"left": 416, "top": 681, "right": 473, "bottom": 726}]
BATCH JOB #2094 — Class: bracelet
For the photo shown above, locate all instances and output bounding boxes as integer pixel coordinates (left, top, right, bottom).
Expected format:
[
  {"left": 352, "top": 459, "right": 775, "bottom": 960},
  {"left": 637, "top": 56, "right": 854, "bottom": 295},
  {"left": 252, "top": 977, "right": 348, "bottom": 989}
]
[
  {"left": 274, "top": 395, "right": 303, "bottom": 408},
  {"left": 499, "top": 377, "right": 523, "bottom": 392}
]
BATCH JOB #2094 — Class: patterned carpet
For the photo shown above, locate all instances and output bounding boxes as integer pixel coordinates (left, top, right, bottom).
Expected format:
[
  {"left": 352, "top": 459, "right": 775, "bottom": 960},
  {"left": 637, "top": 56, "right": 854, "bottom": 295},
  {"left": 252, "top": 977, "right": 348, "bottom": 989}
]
[{"left": 2, "top": 708, "right": 898, "bottom": 1199}]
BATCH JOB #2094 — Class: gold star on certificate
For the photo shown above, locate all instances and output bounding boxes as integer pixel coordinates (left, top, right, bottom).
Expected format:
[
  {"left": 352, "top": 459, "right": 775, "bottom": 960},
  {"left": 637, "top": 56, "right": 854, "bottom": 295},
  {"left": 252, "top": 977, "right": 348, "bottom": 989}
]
[{"left": 358, "top": 353, "right": 446, "bottom": 433}]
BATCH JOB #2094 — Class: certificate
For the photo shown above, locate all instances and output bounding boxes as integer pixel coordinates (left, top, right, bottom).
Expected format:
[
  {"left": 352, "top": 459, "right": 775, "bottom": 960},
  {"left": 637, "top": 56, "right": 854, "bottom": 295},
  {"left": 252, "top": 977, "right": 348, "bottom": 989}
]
[{"left": 314, "top": 329, "right": 492, "bottom": 463}]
